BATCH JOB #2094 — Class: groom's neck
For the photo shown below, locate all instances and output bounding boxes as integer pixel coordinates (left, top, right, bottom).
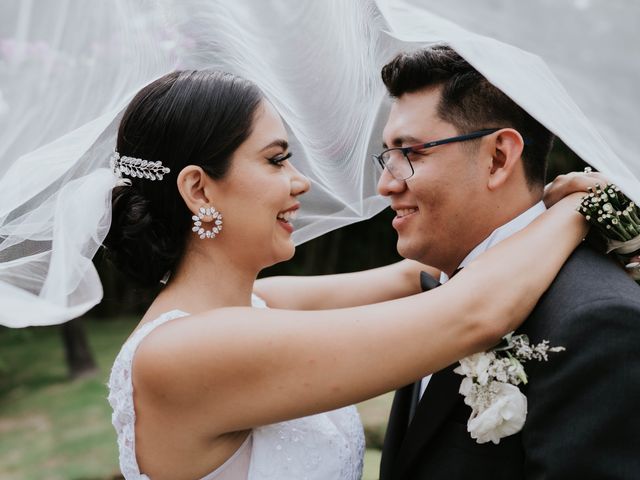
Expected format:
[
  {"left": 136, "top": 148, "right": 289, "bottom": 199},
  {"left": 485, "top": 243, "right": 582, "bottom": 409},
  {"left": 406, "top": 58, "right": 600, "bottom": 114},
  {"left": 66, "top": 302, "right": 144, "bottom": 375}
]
[{"left": 440, "top": 193, "right": 543, "bottom": 277}]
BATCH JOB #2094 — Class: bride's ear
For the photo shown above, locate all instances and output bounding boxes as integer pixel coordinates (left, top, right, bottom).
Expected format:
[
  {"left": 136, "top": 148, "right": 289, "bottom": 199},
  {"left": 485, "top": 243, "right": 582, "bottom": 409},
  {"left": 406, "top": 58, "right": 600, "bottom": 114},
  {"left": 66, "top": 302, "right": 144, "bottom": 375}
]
[
  {"left": 487, "top": 128, "right": 525, "bottom": 191},
  {"left": 177, "top": 165, "right": 218, "bottom": 212}
]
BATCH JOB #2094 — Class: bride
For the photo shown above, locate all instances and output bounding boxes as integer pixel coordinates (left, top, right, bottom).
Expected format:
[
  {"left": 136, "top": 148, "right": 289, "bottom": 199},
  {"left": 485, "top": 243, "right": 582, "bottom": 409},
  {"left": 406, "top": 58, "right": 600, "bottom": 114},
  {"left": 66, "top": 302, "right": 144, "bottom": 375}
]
[{"left": 106, "top": 69, "right": 591, "bottom": 480}]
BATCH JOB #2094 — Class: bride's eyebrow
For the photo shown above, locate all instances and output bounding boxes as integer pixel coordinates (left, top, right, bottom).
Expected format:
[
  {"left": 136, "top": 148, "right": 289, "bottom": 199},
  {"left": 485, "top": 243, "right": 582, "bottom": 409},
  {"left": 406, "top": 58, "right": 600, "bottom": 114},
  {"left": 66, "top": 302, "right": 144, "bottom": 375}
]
[{"left": 260, "top": 139, "right": 289, "bottom": 152}]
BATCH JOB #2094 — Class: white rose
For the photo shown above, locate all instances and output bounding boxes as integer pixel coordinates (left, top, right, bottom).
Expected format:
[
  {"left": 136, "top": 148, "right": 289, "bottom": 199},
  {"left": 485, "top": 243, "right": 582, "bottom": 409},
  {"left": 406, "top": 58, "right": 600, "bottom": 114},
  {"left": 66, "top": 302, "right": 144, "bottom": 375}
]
[{"left": 467, "top": 382, "right": 527, "bottom": 445}]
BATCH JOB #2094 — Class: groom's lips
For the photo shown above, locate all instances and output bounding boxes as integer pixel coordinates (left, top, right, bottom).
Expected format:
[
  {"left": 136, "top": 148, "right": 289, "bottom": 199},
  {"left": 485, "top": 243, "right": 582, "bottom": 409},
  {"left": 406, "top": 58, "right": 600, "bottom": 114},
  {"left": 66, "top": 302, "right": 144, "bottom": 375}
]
[{"left": 391, "top": 206, "right": 419, "bottom": 230}]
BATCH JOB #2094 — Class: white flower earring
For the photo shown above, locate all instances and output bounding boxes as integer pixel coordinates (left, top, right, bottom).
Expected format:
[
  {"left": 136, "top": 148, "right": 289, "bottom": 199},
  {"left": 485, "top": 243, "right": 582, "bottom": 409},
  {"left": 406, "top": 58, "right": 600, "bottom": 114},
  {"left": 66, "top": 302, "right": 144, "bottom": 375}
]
[{"left": 192, "top": 206, "right": 223, "bottom": 239}]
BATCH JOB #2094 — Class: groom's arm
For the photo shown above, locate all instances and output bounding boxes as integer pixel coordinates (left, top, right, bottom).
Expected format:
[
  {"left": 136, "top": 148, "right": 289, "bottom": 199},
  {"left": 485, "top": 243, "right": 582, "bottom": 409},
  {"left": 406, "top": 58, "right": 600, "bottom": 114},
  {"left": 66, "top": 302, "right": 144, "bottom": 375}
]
[
  {"left": 254, "top": 259, "right": 437, "bottom": 310},
  {"left": 521, "top": 300, "right": 640, "bottom": 479}
]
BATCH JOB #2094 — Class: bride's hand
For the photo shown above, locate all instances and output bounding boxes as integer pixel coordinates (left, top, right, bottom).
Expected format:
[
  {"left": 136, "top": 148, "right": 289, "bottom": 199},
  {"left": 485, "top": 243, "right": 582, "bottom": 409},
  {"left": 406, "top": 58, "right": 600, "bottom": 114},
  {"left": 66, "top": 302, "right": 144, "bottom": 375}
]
[
  {"left": 543, "top": 170, "right": 609, "bottom": 208},
  {"left": 624, "top": 255, "right": 640, "bottom": 280}
]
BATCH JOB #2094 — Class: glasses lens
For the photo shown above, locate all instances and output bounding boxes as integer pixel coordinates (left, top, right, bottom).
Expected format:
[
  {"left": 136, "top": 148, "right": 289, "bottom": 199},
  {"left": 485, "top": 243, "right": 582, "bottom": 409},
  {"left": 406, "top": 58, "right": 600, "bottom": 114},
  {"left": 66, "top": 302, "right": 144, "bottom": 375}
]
[
  {"left": 371, "top": 154, "right": 385, "bottom": 172},
  {"left": 381, "top": 149, "right": 412, "bottom": 180}
]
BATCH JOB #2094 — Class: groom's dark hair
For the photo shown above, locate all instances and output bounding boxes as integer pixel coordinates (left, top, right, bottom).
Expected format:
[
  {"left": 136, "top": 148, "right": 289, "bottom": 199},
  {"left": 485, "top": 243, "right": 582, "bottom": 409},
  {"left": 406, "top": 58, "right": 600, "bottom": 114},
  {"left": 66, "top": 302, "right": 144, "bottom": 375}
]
[{"left": 381, "top": 45, "right": 554, "bottom": 188}]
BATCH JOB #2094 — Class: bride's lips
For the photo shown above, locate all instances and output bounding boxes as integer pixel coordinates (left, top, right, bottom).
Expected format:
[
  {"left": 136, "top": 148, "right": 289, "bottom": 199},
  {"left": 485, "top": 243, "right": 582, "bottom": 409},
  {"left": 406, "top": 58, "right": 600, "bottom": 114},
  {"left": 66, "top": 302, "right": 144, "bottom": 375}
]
[
  {"left": 276, "top": 204, "right": 299, "bottom": 234},
  {"left": 391, "top": 206, "right": 418, "bottom": 230}
]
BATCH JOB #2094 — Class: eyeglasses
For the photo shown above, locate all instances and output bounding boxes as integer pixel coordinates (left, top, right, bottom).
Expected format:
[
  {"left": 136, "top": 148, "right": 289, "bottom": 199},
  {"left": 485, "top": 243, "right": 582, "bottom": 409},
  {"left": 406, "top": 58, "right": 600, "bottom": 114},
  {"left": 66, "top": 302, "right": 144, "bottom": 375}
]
[{"left": 372, "top": 128, "right": 502, "bottom": 181}]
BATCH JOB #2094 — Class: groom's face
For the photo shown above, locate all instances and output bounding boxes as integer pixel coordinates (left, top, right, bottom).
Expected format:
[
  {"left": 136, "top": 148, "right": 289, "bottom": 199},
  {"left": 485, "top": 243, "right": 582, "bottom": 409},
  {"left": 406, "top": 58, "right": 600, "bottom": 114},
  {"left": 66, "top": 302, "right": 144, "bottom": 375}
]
[{"left": 378, "top": 87, "right": 490, "bottom": 274}]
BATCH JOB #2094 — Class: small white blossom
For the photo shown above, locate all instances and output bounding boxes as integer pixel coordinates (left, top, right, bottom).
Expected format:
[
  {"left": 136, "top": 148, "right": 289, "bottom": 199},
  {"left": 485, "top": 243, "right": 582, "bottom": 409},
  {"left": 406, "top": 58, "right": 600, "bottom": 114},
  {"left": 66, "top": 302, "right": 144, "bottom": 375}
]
[
  {"left": 454, "top": 351, "right": 496, "bottom": 385},
  {"left": 513, "top": 336, "right": 565, "bottom": 362},
  {"left": 507, "top": 356, "right": 528, "bottom": 384},
  {"left": 578, "top": 178, "right": 640, "bottom": 247}
]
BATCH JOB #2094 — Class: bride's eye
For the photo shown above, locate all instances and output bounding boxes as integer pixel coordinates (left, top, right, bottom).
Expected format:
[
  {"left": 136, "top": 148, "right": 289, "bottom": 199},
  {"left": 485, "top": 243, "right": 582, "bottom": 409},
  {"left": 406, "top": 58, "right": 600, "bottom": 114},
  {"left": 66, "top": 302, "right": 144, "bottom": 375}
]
[{"left": 268, "top": 151, "right": 292, "bottom": 167}]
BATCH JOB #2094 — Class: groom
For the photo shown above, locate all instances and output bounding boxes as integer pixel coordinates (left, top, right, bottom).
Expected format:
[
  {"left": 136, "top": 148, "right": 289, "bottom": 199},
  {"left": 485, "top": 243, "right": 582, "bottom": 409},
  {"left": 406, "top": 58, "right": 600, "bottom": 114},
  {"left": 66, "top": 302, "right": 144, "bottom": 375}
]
[{"left": 377, "top": 45, "right": 640, "bottom": 479}]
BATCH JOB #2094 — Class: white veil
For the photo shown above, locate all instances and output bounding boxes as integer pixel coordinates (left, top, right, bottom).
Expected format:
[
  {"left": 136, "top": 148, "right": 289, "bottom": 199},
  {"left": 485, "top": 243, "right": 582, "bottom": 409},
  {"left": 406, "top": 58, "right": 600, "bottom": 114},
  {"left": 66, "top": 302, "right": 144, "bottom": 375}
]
[{"left": 1, "top": 0, "right": 639, "bottom": 327}]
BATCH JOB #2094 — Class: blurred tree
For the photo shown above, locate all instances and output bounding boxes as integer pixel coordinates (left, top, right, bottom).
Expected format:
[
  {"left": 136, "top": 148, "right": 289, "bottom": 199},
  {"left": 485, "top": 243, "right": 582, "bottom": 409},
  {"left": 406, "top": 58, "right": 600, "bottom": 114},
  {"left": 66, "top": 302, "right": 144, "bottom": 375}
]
[
  {"left": 61, "top": 318, "right": 98, "bottom": 379},
  {"left": 261, "top": 207, "right": 401, "bottom": 278},
  {"left": 546, "top": 138, "right": 587, "bottom": 181}
]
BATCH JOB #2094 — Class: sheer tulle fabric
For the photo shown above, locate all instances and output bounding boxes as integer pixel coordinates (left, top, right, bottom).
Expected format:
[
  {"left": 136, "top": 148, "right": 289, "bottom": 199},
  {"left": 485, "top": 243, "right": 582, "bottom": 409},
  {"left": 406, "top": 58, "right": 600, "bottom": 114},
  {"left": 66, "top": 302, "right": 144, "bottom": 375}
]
[{"left": 1, "top": 0, "right": 639, "bottom": 327}]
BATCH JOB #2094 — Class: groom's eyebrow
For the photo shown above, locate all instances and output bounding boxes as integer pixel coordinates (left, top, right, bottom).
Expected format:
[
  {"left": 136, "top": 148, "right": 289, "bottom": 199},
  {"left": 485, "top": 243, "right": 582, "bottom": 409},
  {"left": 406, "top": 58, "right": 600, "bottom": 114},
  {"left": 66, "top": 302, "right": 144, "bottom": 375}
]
[
  {"left": 384, "top": 135, "right": 423, "bottom": 148},
  {"left": 260, "top": 139, "right": 289, "bottom": 151}
]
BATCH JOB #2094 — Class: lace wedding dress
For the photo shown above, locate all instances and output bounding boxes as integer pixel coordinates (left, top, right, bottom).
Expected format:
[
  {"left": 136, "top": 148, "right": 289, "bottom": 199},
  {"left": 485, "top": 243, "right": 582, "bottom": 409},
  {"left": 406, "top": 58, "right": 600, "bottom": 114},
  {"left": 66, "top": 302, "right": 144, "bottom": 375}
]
[{"left": 107, "top": 295, "right": 365, "bottom": 479}]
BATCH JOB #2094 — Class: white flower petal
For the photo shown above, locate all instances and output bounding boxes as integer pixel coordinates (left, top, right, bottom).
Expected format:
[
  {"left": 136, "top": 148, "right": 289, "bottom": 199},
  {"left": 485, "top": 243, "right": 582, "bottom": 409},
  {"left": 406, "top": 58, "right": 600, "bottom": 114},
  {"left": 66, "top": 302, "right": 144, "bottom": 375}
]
[{"left": 467, "top": 382, "right": 527, "bottom": 445}]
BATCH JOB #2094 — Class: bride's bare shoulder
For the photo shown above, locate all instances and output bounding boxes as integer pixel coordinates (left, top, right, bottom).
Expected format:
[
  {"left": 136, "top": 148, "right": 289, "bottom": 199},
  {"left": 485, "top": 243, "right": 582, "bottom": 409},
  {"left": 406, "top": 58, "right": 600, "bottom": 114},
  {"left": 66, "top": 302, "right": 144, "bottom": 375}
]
[{"left": 131, "top": 306, "right": 255, "bottom": 392}]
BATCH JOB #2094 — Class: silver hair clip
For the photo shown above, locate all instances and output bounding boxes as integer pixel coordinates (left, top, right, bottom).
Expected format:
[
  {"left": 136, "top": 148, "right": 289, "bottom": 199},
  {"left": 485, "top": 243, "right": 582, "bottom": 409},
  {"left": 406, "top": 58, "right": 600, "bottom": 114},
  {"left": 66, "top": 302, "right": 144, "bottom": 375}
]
[
  {"left": 111, "top": 151, "right": 171, "bottom": 181},
  {"left": 114, "top": 177, "right": 132, "bottom": 187}
]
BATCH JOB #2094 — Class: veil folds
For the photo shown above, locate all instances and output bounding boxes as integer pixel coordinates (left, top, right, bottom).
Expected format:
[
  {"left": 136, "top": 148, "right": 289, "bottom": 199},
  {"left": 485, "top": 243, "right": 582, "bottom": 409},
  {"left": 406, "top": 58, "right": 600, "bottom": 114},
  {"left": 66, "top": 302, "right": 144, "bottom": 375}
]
[{"left": 1, "top": 0, "right": 638, "bottom": 327}]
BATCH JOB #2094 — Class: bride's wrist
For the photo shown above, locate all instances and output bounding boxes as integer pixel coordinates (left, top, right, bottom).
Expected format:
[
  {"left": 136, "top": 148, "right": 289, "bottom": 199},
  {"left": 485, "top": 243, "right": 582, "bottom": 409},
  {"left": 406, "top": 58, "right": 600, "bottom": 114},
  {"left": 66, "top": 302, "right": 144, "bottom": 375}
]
[{"left": 553, "top": 192, "right": 590, "bottom": 236}]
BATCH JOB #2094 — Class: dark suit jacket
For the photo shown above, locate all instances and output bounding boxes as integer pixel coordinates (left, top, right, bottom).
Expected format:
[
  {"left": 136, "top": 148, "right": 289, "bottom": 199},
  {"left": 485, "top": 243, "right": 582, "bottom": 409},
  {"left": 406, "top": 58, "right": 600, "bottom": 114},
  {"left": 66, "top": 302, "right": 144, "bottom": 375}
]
[{"left": 380, "top": 245, "right": 640, "bottom": 479}]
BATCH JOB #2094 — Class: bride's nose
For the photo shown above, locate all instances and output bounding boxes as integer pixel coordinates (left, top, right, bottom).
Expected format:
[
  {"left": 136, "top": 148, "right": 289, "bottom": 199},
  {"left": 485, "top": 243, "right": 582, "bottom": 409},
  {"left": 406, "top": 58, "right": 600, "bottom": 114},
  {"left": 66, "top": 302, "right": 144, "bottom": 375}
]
[{"left": 289, "top": 165, "right": 311, "bottom": 196}]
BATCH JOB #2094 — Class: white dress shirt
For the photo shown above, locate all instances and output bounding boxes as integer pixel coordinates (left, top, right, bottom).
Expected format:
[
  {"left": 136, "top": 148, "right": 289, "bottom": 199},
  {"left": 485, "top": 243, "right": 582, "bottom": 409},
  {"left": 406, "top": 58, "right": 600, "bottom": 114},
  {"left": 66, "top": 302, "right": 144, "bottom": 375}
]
[{"left": 419, "top": 201, "right": 546, "bottom": 399}]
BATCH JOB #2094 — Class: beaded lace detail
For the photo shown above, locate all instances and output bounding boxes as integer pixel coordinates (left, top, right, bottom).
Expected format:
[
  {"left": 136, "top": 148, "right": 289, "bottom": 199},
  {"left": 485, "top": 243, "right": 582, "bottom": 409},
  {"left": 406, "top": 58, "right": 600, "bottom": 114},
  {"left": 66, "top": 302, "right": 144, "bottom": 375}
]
[
  {"left": 249, "top": 406, "right": 364, "bottom": 480},
  {"left": 107, "top": 296, "right": 365, "bottom": 479}
]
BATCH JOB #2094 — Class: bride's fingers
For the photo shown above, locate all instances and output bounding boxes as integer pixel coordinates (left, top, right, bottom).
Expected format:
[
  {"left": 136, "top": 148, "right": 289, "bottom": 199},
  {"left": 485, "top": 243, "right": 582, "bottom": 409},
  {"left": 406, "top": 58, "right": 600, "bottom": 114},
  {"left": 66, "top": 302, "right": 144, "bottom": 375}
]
[
  {"left": 625, "top": 257, "right": 640, "bottom": 280},
  {"left": 543, "top": 171, "right": 610, "bottom": 208},
  {"left": 625, "top": 255, "right": 640, "bottom": 268}
]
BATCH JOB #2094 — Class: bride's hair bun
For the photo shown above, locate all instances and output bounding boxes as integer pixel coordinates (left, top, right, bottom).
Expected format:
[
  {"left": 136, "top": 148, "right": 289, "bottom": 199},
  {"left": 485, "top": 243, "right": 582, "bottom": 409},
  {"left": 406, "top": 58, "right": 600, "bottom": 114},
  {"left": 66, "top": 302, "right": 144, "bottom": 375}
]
[
  {"left": 103, "top": 70, "right": 263, "bottom": 286},
  {"left": 105, "top": 185, "right": 179, "bottom": 286}
]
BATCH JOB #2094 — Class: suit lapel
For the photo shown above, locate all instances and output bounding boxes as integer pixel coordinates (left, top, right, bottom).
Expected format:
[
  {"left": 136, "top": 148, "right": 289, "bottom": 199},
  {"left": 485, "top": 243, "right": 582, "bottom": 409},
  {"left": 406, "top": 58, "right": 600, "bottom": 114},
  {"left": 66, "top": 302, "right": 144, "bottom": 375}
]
[
  {"left": 384, "top": 270, "right": 462, "bottom": 479},
  {"left": 392, "top": 363, "right": 462, "bottom": 479},
  {"left": 379, "top": 382, "right": 414, "bottom": 480},
  {"left": 382, "top": 270, "right": 442, "bottom": 480}
]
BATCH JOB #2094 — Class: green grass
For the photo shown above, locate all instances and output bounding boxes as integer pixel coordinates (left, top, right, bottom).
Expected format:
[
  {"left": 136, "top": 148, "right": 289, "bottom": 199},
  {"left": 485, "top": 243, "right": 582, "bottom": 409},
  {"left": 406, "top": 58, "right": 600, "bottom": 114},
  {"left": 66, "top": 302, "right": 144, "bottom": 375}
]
[
  {"left": 0, "top": 318, "right": 135, "bottom": 480},
  {"left": 362, "top": 449, "right": 382, "bottom": 480},
  {"left": 0, "top": 318, "right": 392, "bottom": 480}
]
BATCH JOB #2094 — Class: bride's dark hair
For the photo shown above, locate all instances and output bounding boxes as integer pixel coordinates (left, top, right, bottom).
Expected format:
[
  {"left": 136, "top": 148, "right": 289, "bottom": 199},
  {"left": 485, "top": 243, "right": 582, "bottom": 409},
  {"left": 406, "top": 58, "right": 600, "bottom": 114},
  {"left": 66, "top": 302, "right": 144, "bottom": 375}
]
[{"left": 103, "top": 70, "right": 263, "bottom": 286}]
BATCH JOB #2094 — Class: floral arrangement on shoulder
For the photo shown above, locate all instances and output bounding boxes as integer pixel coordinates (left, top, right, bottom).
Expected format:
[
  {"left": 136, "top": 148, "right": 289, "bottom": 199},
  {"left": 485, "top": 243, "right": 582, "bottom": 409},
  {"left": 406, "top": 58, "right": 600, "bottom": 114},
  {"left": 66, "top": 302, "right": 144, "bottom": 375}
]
[
  {"left": 456, "top": 167, "right": 640, "bottom": 445},
  {"left": 577, "top": 167, "right": 640, "bottom": 280}
]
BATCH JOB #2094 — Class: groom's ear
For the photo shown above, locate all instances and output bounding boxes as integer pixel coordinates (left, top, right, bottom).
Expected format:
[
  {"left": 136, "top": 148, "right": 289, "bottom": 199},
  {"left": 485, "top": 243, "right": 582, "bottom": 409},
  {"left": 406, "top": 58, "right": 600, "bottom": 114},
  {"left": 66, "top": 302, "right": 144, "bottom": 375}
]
[{"left": 486, "top": 128, "right": 525, "bottom": 191}]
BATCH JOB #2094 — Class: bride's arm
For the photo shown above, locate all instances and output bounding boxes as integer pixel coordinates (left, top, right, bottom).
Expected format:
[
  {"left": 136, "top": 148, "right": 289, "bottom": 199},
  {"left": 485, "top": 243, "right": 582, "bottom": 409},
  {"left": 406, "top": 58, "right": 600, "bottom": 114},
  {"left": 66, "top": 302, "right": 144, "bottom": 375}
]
[
  {"left": 135, "top": 193, "right": 587, "bottom": 435},
  {"left": 254, "top": 259, "right": 438, "bottom": 310},
  {"left": 254, "top": 171, "right": 605, "bottom": 310}
]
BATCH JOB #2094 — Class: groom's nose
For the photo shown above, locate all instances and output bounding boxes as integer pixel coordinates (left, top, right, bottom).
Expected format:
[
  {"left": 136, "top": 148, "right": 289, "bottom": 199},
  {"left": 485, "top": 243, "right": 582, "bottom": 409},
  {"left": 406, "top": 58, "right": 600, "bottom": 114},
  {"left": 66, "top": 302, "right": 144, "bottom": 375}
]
[{"left": 377, "top": 167, "right": 407, "bottom": 197}]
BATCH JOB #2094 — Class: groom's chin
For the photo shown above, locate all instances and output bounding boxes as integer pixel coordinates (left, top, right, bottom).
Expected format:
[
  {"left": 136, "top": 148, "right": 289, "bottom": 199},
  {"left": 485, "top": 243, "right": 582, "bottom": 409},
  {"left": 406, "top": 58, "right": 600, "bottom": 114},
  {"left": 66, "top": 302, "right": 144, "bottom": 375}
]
[
  {"left": 395, "top": 238, "right": 424, "bottom": 263},
  {"left": 396, "top": 238, "right": 446, "bottom": 270}
]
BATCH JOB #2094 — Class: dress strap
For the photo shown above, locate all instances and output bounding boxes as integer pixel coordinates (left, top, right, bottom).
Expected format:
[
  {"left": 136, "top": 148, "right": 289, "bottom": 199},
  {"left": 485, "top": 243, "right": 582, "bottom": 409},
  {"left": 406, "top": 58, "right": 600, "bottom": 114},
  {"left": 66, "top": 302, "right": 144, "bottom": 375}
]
[{"left": 107, "top": 309, "right": 189, "bottom": 479}]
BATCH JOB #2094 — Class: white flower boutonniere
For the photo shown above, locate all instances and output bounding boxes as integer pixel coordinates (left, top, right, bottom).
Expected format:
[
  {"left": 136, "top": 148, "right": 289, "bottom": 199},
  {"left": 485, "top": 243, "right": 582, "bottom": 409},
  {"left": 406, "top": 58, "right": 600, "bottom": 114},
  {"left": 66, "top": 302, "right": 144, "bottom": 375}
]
[{"left": 454, "top": 333, "right": 565, "bottom": 444}]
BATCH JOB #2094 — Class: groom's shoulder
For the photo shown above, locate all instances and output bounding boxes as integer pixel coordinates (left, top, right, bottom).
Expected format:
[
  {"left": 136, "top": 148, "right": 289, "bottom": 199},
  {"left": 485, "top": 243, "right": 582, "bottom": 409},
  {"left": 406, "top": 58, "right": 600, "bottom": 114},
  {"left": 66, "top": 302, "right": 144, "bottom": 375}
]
[
  {"left": 552, "top": 242, "right": 640, "bottom": 299},
  {"left": 529, "top": 243, "right": 640, "bottom": 325}
]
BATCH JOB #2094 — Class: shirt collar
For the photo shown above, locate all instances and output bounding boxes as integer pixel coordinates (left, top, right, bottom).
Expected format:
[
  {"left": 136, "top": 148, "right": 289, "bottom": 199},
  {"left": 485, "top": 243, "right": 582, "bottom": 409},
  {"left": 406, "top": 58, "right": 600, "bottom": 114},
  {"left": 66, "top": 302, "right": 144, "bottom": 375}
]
[{"left": 439, "top": 201, "right": 546, "bottom": 283}]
